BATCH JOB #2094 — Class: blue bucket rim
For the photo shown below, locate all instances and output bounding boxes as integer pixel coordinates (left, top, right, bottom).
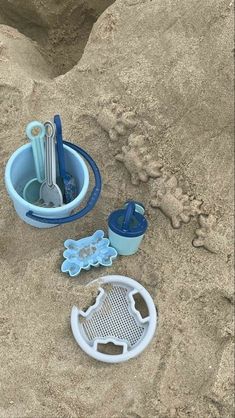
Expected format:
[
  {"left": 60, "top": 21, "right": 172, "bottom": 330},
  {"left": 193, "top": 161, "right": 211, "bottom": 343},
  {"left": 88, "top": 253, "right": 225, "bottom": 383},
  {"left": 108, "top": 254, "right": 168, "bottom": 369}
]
[{"left": 5, "top": 143, "right": 89, "bottom": 215}]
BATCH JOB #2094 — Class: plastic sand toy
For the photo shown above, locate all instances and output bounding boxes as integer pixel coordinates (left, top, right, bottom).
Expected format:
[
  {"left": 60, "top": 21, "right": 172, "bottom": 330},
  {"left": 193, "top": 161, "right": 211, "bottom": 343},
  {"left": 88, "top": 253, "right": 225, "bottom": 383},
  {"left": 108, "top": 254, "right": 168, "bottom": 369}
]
[
  {"left": 71, "top": 275, "right": 157, "bottom": 363},
  {"left": 5, "top": 123, "right": 102, "bottom": 228},
  {"left": 54, "top": 114, "right": 77, "bottom": 204},
  {"left": 23, "top": 121, "right": 46, "bottom": 204},
  {"left": 108, "top": 201, "right": 148, "bottom": 255},
  {"left": 61, "top": 230, "right": 117, "bottom": 277}
]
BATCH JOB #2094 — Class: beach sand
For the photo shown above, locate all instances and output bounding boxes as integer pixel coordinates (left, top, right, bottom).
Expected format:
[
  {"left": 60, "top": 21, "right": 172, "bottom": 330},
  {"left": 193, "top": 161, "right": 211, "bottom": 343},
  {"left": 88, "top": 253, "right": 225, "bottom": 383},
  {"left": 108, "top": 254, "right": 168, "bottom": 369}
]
[{"left": 0, "top": 0, "right": 234, "bottom": 417}]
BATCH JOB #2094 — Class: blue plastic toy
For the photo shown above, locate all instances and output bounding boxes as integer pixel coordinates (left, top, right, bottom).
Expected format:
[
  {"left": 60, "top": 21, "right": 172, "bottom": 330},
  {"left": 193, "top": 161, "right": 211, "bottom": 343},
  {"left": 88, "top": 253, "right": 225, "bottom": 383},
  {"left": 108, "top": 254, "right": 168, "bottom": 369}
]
[
  {"left": 108, "top": 201, "right": 148, "bottom": 256},
  {"left": 23, "top": 121, "right": 46, "bottom": 204},
  {"left": 54, "top": 115, "right": 77, "bottom": 204},
  {"left": 5, "top": 139, "right": 102, "bottom": 228},
  {"left": 61, "top": 230, "right": 117, "bottom": 277}
]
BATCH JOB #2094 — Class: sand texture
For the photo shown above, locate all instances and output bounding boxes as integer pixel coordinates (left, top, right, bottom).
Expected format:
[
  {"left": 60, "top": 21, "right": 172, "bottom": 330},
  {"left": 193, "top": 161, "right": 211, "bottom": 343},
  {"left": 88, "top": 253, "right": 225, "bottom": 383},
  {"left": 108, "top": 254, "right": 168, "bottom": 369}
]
[{"left": 0, "top": 0, "right": 234, "bottom": 417}]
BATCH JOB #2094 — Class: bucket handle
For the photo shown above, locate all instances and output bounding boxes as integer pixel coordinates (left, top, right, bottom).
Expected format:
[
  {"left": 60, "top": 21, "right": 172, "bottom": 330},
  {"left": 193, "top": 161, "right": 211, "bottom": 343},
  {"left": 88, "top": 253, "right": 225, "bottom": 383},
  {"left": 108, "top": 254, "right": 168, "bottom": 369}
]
[{"left": 26, "top": 141, "right": 102, "bottom": 224}]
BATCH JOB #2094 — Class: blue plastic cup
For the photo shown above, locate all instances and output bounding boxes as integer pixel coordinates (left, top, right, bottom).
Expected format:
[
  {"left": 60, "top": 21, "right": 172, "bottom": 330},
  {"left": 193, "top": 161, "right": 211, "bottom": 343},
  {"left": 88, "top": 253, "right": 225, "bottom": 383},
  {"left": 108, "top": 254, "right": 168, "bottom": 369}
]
[
  {"left": 108, "top": 201, "right": 148, "bottom": 256},
  {"left": 5, "top": 141, "right": 102, "bottom": 228}
]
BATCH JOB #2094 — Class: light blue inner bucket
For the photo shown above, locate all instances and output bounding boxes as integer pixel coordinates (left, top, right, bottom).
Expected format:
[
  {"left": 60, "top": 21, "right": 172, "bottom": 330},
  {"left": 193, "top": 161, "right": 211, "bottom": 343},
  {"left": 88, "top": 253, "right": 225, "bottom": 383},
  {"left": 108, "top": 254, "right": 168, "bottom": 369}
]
[{"left": 5, "top": 143, "right": 89, "bottom": 228}]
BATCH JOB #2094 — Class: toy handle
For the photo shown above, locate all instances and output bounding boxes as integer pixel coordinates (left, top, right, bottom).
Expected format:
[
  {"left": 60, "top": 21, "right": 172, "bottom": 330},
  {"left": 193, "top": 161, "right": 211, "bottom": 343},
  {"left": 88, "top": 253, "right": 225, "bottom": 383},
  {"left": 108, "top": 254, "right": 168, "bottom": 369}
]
[
  {"left": 26, "top": 121, "right": 46, "bottom": 183},
  {"left": 26, "top": 141, "right": 102, "bottom": 224},
  {"left": 54, "top": 115, "right": 66, "bottom": 178},
  {"left": 122, "top": 201, "right": 136, "bottom": 230}
]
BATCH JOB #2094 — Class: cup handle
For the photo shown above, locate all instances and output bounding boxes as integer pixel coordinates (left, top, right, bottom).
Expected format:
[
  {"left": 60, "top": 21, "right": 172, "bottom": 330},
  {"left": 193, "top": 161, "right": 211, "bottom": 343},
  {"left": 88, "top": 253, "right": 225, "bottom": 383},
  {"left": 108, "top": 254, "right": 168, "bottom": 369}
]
[{"left": 122, "top": 201, "right": 136, "bottom": 230}]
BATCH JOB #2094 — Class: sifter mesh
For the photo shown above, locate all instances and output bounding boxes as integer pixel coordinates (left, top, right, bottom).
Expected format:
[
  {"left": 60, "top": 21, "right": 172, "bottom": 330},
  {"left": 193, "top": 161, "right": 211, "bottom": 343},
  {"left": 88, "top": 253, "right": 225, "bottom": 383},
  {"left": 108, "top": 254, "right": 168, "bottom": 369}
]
[{"left": 82, "top": 286, "right": 145, "bottom": 346}]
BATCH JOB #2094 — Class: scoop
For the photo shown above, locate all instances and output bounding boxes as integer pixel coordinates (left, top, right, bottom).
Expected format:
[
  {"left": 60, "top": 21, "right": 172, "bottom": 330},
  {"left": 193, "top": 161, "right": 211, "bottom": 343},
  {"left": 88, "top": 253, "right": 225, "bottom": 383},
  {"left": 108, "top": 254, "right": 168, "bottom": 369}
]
[
  {"left": 54, "top": 114, "right": 77, "bottom": 203},
  {"left": 39, "top": 121, "right": 63, "bottom": 207},
  {"left": 23, "top": 121, "right": 46, "bottom": 203}
]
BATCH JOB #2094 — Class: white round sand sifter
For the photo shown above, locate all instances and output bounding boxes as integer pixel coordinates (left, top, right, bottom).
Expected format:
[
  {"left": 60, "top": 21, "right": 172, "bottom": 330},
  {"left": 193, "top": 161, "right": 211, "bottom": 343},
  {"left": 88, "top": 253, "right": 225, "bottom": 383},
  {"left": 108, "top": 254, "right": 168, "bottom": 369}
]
[{"left": 71, "top": 275, "right": 158, "bottom": 363}]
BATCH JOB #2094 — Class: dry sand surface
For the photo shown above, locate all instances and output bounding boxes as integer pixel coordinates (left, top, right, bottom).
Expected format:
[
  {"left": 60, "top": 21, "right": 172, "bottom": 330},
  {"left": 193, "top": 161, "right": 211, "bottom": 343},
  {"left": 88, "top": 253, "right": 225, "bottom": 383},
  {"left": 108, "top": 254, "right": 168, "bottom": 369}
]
[{"left": 0, "top": 0, "right": 234, "bottom": 417}]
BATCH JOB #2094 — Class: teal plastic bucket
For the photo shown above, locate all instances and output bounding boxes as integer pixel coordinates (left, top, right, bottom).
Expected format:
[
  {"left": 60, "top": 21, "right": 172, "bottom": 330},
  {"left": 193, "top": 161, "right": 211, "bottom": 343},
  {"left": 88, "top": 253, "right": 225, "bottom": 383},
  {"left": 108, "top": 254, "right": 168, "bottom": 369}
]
[
  {"left": 108, "top": 229, "right": 145, "bottom": 255},
  {"left": 5, "top": 142, "right": 101, "bottom": 228},
  {"left": 108, "top": 201, "right": 148, "bottom": 256}
]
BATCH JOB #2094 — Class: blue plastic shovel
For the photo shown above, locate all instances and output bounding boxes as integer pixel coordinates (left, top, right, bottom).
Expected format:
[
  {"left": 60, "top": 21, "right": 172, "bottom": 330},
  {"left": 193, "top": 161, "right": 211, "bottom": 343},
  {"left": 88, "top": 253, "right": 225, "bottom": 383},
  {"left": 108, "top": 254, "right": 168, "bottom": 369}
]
[{"left": 54, "top": 114, "right": 77, "bottom": 204}]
